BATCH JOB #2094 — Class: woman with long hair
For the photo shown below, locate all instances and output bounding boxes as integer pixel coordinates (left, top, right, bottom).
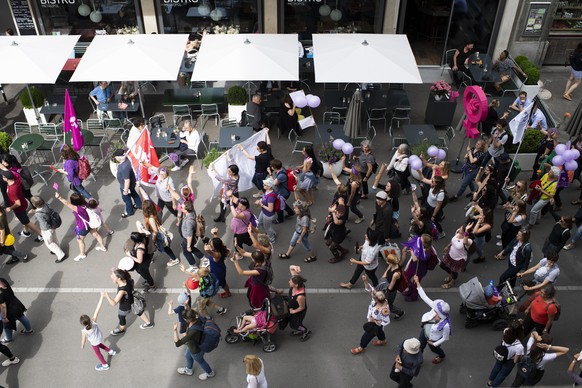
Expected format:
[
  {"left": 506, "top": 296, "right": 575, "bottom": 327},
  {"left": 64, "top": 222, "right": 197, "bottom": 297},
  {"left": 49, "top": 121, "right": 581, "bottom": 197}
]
[
  {"left": 102, "top": 269, "right": 154, "bottom": 335},
  {"left": 496, "top": 229, "right": 532, "bottom": 291},
  {"left": 377, "top": 253, "right": 406, "bottom": 320},
  {"left": 232, "top": 250, "right": 270, "bottom": 309},
  {"left": 123, "top": 232, "right": 155, "bottom": 292},
  {"left": 278, "top": 201, "right": 316, "bottom": 263},
  {"left": 423, "top": 176, "right": 447, "bottom": 236},
  {"left": 486, "top": 319, "right": 525, "bottom": 387},
  {"left": 210, "top": 163, "right": 239, "bottom": 223},
  {"left": 0, "top": 154, "right": 33, "bottom": 201},
  {"left": 340, "top": 228, "right": 380, "bottom": 288},
  {"left": 57, "top": 144, "right": 92, "bottom": 199},
  {"left": 173, "top": 309, "right": 215, "bottom": 380},
  {"left": 228, "top": 195, "right": 254, "bottom": 248},
  {"left": 498, "top": 179, "right": 528, "bottom": 247},
  {"left": 330, "top": 157, "right": 365, "bottom": 224},
  {"left": 204, "top": 230, "right": 231, "bottom": 298},
  {"left": 54, "top": 191, "right": 106, "bottom": 262},
  {"left": 468, "top": 207, "right": 493, "bottom": 264},
  {"left": 401, "top": 234, "right": 439, "bottom": 302},
  {"left": 285, "top": 265, "right": 311, "bottom": 341},
  {"left": 139, "top": 199, "right": 180, "bottom": 267},
  {"left": 243, "top": 354, "right": 268, "bottom": 388},
  {"left": 278, "top": 92, "right": 298, "bottom": 136},
  {"left": 440, "top": 225, "right": 473, "bottom": 289}
]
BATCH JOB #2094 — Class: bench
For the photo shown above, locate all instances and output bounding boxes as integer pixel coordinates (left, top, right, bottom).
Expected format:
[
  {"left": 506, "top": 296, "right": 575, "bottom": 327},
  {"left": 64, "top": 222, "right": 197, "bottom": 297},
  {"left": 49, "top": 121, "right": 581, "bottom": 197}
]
[{"left": 501, "top": 57, "right": 528, "bottom": 97}]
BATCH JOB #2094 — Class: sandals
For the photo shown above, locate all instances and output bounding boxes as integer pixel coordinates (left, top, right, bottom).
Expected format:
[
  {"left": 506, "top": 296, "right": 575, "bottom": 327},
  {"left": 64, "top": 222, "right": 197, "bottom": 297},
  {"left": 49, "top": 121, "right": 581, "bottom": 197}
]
[
  {"left": 350, "top": 347, "right": 365, "bottom": 355},
  {"left": 373, "top": 340, "right": 387, "bottom": 346},
  {"left": 278, "top": 253, "right": 290, "bottom": 259},
  {"left": 432, "top": 356, "right": 444, "bottom": 364},
  {"left": 339, "top": 282, "right": 353, "bottom": 289},
  {"left": 441, "top": 280, "right": 455, "bottom": 289},
  {"left": 443, "top": 276, "right": 452, "bottom": 283},
  {"left": 304, "top": 256, "right": 317, "bottom": 263}
]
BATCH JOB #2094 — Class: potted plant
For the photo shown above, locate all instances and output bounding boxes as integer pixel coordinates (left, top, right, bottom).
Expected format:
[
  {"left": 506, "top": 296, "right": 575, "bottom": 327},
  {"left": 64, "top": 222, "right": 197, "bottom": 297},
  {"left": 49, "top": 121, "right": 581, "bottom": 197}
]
[
  {"left": 318, "top": 143, "right": 344, "bottom": 178},
  {"left": 430, "top": 80, "right": 452, "bottom": 101},
  {"left": 0, "top": 132, "right": 12, "bottom": 154},
  {"left": 505, "top": 128, "right": 546, "bottom": 170},
  {"left": 202, "top": 147, "right": 224, "bottom": 169},
  {"left": 227, "top": 85, "right": 248, "bottom": 124},
  {"left": 19, "top": 87, "right": 47, "bottom": 126},
  {"left": 513, "top": 55, "right": 541, "bottom": 97}
]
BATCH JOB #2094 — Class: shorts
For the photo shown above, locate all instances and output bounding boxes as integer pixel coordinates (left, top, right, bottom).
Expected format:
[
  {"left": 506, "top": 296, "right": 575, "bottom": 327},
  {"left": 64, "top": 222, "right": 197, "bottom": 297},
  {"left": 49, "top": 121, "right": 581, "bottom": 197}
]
[
  {"left": 76, "top": 228, "right": 90, "bottom": 238},
  {"left": 196, "top": 296, "right": 211, "bottom": 312},
  {"left": 572, "top": 67, "right": 582, "bottom": 80},
  {"left": 13, "top": 210, "right": 30, "bottom": 226}
]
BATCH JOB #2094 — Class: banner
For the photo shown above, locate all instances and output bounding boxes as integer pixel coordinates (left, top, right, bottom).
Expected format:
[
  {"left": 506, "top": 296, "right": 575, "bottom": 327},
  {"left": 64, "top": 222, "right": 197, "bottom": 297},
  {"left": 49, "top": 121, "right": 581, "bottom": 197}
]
[
  {"left": 63, "top": 89, "right": 84, "bottom": 152},
  {"left": 127, "top": 128, "right": 160, "bottom": 186},
  {"left": 509, "top": 101, "right": 534, "bottom": 144}
]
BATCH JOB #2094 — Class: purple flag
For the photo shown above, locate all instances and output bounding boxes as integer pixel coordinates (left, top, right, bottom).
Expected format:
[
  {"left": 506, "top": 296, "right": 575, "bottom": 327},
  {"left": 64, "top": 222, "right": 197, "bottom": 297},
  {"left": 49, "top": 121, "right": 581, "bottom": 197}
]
[
  {"left": 64, "top": 89, "right": 84, "bottom": 152},
  {"left": 401, "top": 236, "right": 426, "bottom": 261}
]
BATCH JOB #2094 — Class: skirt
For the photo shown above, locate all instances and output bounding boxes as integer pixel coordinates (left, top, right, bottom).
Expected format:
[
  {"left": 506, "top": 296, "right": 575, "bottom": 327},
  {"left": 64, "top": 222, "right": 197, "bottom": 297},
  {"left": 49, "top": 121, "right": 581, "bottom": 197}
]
[
  {"left": 441, "top": 253, "right": 467, "bottom": 273},
  {"left": 572, "top": 67, "right": 582, "bottom": 80}
]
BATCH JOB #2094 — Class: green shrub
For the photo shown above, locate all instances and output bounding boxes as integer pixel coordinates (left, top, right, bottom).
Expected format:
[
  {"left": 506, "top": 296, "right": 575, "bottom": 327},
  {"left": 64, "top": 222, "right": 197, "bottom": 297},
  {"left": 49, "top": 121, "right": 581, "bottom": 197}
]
[
  {"left": 19, "top": 87, "right": 44, "bottom": 109},
  {"left": 505, "top": 128, "right": 545, "bottom": 154},
  {"left": 411, "top": 141, "right": 431, "bottom": 158},
  {"left": 0, "top": 132, "right": 12, "bottom": 153},
  {"left": 514, "top": 55, "right": 528, "bottom": 68},
  {"left": 227, "top": 86, "right": 247, "bottom": 106},
  {"left": 523, "top": 66, "right": 540, "bottom": 85},
  {"left": 202, "top": 148, "right": 224, "bottom": 168}
]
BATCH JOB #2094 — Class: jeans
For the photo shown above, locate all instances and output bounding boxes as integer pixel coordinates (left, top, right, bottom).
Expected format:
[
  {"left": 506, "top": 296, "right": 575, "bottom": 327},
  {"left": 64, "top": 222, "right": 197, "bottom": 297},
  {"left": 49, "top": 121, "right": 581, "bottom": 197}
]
[
  {"left": 455, "top": 168, "right": 479, "bottom": 197},
  {"left": 185, "top": 348, "right": 212, "bottom": 374},
  {"left": 0, "top": 322, "right": 13, "bottom": 359},
  {"left": 289, "top": 230, "right": 312, "bottom": 252},
  {"left": 572, "top": 223, "right": 582, "bottom": 244},
  {"left": 73, "top": 183, "right": 92, "bottom": 200},
  {"left": 120, "top": 187, "right": 142, "bottom": 215},
  {"left": 419, "top": 328, "right": 445, "bottom": 358},
  {"left": 488, "top": 359, "right": 516, "bottom": 387},
  {"left": 359, "top": 323, "right": 385, "bottom": 348},
  {"left": 258, "top": 212, "right": 277, "bottom": 242},
  {"left": 529, "top": 199, "right": 550, "bottom": 225},
  {"left": 474, "top": 235, "right": 485, "bottom": 258},
  {"left": 349, "top": 265, "right": 378, "bottom": 286},
  {"left": 157, "top": 198, "right": 177, "bottom": 217},
  {"left": 4, "top": 314, "right": 32, "bottom": 340},
  {"left": 497, "top": 262, "right": 520, "bottom": 291},
  {"left": 181, "top": 238, "right": 203, "bottom": 266},
  {"left": 155, "top": 232, "right": 178, "bottom": 261},
  {"left": 252, "top": 172, "right": 268, "bottom": 192}
]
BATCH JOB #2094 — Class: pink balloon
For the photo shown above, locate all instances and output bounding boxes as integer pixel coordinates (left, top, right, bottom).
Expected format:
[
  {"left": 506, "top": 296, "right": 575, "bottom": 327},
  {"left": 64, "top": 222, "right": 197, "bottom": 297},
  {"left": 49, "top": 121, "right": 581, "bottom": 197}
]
[
  {"left": 572, "top": 149, "right": 581, "bottom": 160},
  {"left": 307, "top": 95, "right": 321, "bottom": 108},
  {"left": 295, "top": 96, "right": 307, "bottom": 108},
  {"left": 427, "top": 145, "right": 439, "bottom": 157},
  {"left": 410, "top": 158, "right": 423, "bottom": 170},
  {"left": 332, "top": 138, "right": 345, "bottom": 150},
  {"left": 555, "top": 144, "right": 567, "bottom": 155},
  {"left": 566, "top": 160, "right": 578, "bottom": 171},
  {"left": 437, "top": 149, "right": 447, "bottom": 160},
  {"left": 342, "top": 142, "right": 354, "bottom": 155},
  {"left": 552, "top": 155, "right": 565, "bottom": 166}
]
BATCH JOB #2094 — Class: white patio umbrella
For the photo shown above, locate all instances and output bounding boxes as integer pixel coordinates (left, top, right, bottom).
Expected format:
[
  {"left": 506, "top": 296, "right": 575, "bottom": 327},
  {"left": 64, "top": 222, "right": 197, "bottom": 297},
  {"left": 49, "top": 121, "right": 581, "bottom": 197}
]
[
  {"left": 312, "top": 34, "right": 422, "bottom": 84},
  {"left": 70, "top": 34, "right": 189, "bottom": 117},
  {"left": 191, "top": 34, "right": 299, "bottom": 82},
  {"left": 0, "top": 35, "right": 80, "bottom": 121}
]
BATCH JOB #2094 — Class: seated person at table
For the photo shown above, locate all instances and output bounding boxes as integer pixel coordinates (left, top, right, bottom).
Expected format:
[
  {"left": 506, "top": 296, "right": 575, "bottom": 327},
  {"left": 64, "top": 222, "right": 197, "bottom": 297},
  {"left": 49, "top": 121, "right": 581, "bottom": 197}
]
[
  {"left": 246, "top": 94, "right": 268, "bottom": 131},
  {"left": 126, "top": 117, "right": 148, "bottom": 150},
  {"left": 529, "top": 105, "right": 548, "bottom": 135},
  {"left": 493, "top": 50, "right": 526, "bottom": 93},
  {"left": 118, "top": 81, "right": 138, "bottom": 102},
  {"left": 171, "top": 120, "right": 200, "bottom": 172},
  {"left": 451, "top": 42, "right": 474, "bottom": 86},
  {"left": 89, "top": 81, "right": 114, "bottom": 120},
  {"left": 509, "top": 91, "right": 531, "bottom": 113}
]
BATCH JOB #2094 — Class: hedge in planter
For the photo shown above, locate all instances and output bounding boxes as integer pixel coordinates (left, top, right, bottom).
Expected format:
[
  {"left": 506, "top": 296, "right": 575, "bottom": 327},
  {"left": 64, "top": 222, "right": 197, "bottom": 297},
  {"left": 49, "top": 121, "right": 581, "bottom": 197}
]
[
  {"left": 227, "top": 86, "right": 247, "bottom": 106},
  {"left": 0, "top": 132, "right": 12, "bottom": 153},
  {"left": 505, "top": 128, "right": 545, "bottom": 154},
  {"left": 19, "top": 87, "right": 44, "bottom": 109}
]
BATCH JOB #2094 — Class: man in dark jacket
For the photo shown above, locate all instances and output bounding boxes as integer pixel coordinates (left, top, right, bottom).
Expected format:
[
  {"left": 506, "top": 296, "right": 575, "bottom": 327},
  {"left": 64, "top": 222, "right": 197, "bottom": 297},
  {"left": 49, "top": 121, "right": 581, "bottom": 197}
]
[
  {"left": 371, "top": 190, "right": 393, "bottom": 245},
  {"left": 390, "top": 337, "right": 423, "bottom": 388},
  {"left": 114, "top": 149, "right": 142, "bottom": 218}
]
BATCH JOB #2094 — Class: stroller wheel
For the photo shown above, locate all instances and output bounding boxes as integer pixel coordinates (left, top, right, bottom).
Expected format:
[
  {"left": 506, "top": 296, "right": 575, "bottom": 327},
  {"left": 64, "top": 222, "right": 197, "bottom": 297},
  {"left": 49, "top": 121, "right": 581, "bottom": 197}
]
[
  {"left": 459, "top": 304, "right": 466, "bottom": 314},
  {"left": 464, "top": 319, "right": 479, "bottom": 329},
  {"left": 225, "top": 326, "right": 240, "bottom": 344},
  {"left": 262, "top": 341, "right": 277, "bottom": 353},
  {"left": 492, "top": 319, "right": 508, "bottom": 331}
]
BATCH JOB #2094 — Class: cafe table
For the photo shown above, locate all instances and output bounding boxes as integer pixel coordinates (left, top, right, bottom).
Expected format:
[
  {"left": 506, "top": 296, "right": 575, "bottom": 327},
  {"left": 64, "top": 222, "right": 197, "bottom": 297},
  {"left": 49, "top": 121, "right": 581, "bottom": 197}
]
[
  {"left": 162, "top": 88, "right": 225, "bottom": 106},
  {"left": 151, "top": 127, "right": 181, "bottom": 162},
  {"left": 467, "top": 53, "right": 502, "bottom": 88},
  {"left": 403, "top": 124, "right": 439, "bottom": 146},
  {"left": 315, "top": 124, "right": 350, "bottom": 144},
  {"left": 219, "top": 127, "right": 254, "bottom": 149}
]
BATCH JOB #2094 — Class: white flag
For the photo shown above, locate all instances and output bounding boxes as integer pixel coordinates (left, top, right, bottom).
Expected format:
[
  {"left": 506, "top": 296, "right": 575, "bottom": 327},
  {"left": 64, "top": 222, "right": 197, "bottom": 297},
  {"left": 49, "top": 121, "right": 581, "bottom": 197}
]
[{"left": 509, "top": 102, "right": 534, "bottom": 144}]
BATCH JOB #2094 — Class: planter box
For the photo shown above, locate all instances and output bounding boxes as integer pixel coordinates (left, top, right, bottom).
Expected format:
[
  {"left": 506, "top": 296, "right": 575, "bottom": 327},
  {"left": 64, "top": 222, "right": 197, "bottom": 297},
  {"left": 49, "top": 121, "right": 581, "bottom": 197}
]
[
  {"left": 520, "top": 82, "right": 541, "bottom": 99},
  {"left": 23, "top": 108, "right": 47, "bottom": 126},
  {"left": 514, "top": 153, "right": 537, "bottom": 172},
  {"left": 425, "top": 94, "right": 456, "bottom": 127},
  {"left": 227, "top": 105, "right": 245, "bottom": 124}
]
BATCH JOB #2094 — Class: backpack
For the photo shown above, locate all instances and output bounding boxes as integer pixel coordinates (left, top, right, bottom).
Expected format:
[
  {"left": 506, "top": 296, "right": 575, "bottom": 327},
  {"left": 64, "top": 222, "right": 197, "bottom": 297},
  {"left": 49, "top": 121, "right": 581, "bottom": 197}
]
[
  {"left": 546, "top": 300, "right": 561, "bottom": 321},
  {"left": 493, "top": 345, "right": 509, "bottom": 362},
  {"left": 286, "top": 169, "right": 297, "bottom": 192},
  {"left": 267, "top": 192, "right": 281, "bottom": 213},
  {"left": 516, "top": 355, "right": 536, "bottom": 379},
  {"left": 78, "top": 156, "right": 92, "bottom": 181},
  {"left": 47, "top": 208, "right": 62, "bottom": 229},
  {"left": 86, "top": 208, "right": 102, "bottom": 229},
  {"left": 396, "top": 268, "right": 409, "bottom": 293},
  {"left": 269, "top": 295, "right": 290, "bottom": 320},
  {"left": 195, "top": 317, "right": 221, "bottom": 353},
  {"left": 199, "top": 273, "right": 219, "bottom": 298},
  {"left": 131, "top": 290, "right": 146, "bottom": 315},
  {"left": 440, "top": 190, "right": 449, "bottom": 208},
  {"left": 18, "top": 167, "right": 33, "bottom": 190}
]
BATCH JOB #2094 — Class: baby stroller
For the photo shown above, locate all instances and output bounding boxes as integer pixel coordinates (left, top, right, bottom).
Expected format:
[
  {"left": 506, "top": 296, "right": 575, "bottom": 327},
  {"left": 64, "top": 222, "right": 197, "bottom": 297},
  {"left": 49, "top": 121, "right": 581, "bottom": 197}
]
[
  {"left": 224, "top": 296, "right": 289, "bottom": 353},
  {"left": 458, "top": 277, "right": 519, "bottom": 330}
]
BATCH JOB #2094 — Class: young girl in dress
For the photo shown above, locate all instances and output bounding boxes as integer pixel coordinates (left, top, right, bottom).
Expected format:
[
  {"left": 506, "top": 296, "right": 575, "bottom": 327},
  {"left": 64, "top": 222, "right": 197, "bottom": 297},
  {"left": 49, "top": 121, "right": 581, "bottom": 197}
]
[
  {"left": 87, "top": 199, "right": 114, "bottom": 236},
  {"left": 80, "top": 294, "right": 116, "bottom": 371}
]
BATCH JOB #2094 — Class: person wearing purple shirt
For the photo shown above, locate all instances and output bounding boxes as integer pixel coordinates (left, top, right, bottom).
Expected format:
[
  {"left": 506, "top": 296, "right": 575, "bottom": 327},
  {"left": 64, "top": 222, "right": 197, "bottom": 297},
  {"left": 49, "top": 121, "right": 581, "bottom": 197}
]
[{"left": 57, "top": 144, "right": 92, "bottom": 199}]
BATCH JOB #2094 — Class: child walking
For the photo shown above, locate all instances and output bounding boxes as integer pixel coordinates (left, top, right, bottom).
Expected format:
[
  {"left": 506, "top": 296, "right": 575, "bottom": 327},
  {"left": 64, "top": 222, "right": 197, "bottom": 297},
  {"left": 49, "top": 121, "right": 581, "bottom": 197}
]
[
  {"left": 87, "top": 199, "right": 114, "bottom": 235},
  {"left": 80, "top": 294, "right": 116, "bottom": 371}
]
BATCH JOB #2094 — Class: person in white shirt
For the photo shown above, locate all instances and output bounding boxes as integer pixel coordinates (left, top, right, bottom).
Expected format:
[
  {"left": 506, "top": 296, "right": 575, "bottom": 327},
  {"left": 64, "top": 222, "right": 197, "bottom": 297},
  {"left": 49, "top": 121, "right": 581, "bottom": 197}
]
[
  {"left": 339, "top": 228, "right": 380, "bottom": 289},
  {"left": 486, "top": 319, "right": 525, "bottom": 387},
  {"left": 244, "top": 354, "right": 268, "bottom": 388},
  {"left": 171, "top": 120, "right": 200, "bottom": 172},
  {"left": 529, "top": 106, "right": 548, "bottom": 135},
  {"left": 126, "top": 117, "right": 148, "bottom": 151}
]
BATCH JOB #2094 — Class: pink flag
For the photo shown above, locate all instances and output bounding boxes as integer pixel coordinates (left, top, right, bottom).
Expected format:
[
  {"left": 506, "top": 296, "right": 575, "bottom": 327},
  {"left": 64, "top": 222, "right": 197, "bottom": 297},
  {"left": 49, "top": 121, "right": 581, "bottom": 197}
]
[
  {"left": 63, "top": 89, "right": 84, "bottom": 152},
  {"left": 127, "top": 128, "right": 160, "bottom": 186}
]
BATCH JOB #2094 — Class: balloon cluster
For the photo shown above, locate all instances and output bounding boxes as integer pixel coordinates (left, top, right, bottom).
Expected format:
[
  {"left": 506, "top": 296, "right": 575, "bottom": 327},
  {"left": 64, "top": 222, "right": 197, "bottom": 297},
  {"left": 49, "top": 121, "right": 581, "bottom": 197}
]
[
  {"left": 295, "top": 94, "right": 321, "bottom": 109},
  {"left": 427, "top": 145, "right": 447, "bottom": 161},
  {"left": 332, "top": 138, "right": 354, "bottom": 155},
  {"left": 552, "top": 142, "right": 580, "bottom": 171}
]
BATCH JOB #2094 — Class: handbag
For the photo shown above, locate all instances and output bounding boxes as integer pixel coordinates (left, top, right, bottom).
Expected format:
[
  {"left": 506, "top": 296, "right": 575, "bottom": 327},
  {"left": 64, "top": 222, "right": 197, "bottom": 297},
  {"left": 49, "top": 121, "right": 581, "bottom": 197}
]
[{"left": 158, "top": 225, "right": 173, "bottom": 247}]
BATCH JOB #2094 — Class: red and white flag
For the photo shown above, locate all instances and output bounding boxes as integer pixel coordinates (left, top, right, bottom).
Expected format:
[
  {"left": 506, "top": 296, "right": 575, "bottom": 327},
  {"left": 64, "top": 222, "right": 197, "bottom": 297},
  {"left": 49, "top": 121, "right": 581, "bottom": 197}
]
[{"left": 127, "top": 128, "right": 159, "bottom": 186}]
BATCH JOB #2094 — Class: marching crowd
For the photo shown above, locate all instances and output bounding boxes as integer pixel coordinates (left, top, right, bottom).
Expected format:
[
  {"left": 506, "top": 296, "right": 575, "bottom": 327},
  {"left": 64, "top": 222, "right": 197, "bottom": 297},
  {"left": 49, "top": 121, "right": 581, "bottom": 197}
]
[{"left": 1, "top": 112, "right": 582, "bottom": 387}]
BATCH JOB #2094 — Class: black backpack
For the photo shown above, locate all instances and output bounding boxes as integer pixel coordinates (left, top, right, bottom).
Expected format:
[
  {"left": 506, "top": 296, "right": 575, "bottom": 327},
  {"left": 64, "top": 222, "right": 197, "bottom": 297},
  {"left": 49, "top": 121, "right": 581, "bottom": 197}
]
[
  {"left": 493, "top": 345, "right": 508, "bottom": 362},
  {"left": 516, "top": 355, "right": 536, "bottom": 379}
]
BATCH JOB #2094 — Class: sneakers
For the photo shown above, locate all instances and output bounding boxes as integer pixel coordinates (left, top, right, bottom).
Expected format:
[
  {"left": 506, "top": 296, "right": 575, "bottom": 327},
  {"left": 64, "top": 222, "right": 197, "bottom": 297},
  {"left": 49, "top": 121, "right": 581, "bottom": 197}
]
[
  {"left": 95, "top": 364, "right": 109, "bottom": 371},
  {"left": 20, "top": 329, "right": 33, "bottom": 335},
  {"left": 2, "top": 357, "right": 19, "bottom": 366},
  {"left": 18, "top": 230, "right": 31, "bottom": 238},
  {"left": 0, "top": 338, "right": 13, "bottom": 344},
  {"left": 21, "top": 255, "right": 28, "bottom": 263},
  {"left": 96, "top": 246, "right": 107, "bottom": 252},
  {"left": 6, "top": 257, "right": 19, "bottom": 265},
  {"left": 180, "top": 159, "right": 189, "bottom": 167},
  {"left": 177, "top": 368, "right": 193, "bottom": 376},
  {"left": 186, "top": 265, "right": 199, "bottom": 274},
  {"left": 217, "top": 307, "right": 227, "bottom": 315},
  {"left": 200, "top": 258, "right": 210, "bottom": 267},
  {"left": 393, "top": 311, "right": 405, "bottom": 321},
  {"left": 143, "top": 285, "right": 157, "bottom": 293},
  {"left": 167, "top": 259, "right": 180, "bottom": 267},
  {"left": 496, "top": 241, "right": 502, "bottom": 247},
  {"left": 140, "top": 322, "right": 155, "bottom": 330},
  {"left": 198, "top": 371, "right": 215, "bottom": 380},
  {"left": 108, "top": 230, "right": 115, "bottom": 236},
  {"left": 496, "top": 235, "right": 501, "bottom": 239},
  {"left": 171, "top": 165, "right": 182, "bottom": 172},
  {"left": 564, "top": 243, "right": 575, "bottom": 250},
  {"left": 110, "top": 328, "right": 125, "bottom": 336},
  {"left": 73, "top": 255, "right": 87, "bottom": 262},
  {"left": 354, "top": 217, "right": 365, "bottom": 224},
  {"left": 108, "top": 349, "right": 117, "bottom": 356},
  {"left": 34, "top": 236, "right": 43, "bottom": 242},
  {"left": 252, "top": 193, "right": 262, "bottom": 198},
  {"left": 300, "top": 330, "right": 311, "bottom": 342}
]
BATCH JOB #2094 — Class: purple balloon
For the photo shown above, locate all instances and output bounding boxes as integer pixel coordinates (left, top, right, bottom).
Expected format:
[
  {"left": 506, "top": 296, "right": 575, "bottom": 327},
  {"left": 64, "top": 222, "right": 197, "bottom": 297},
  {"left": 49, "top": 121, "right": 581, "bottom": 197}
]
[
  {"left": 427, "top": 145, "right": 439, "bottom": 158},
  {"left": 555, "top": 144, "right": 567, "bottom": 155},
  {"left": 572, "top": 149, "right": 581, "bottom": 160},
  {"left": 565, "top": 160, "right": 578, "bottom": 171},
  {"left": 295, "top": 96, "right": 307, "bottom": 108},
  {"left": 552, "top": 155, "right": 565, "bottom": 166},
  {"left": 437, "top": 149, "right": 447, "bottom": 161},
  {"left": 342, "top": 142, "right": 354, "bottom": 155},
  {"left": 307, "top": 95, "right": 321, "bottom": 108},
  {"left": 410, "top": 158, "right": 423, "bottom": 170},
  {"left": 332, "top": 138, "right": 345, "bottom": 150},
  {"left": 562, "top": 149, "right": 575, "bottom": 162},
  {"left": 409, "top": 154, "right": 419, "bottom": 162}
]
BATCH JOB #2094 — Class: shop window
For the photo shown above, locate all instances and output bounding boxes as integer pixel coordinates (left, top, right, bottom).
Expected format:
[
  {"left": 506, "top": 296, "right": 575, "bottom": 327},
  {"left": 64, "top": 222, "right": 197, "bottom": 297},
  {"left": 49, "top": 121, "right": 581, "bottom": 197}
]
[
  {"left": 156, "top": 0, "right": 262, "bottom": 35},
  {"left": 282, "top": 0, "right": 385, "bottom": 39},
  {"left": 33, "top": 0, "right": 142, "bottom": 39}
]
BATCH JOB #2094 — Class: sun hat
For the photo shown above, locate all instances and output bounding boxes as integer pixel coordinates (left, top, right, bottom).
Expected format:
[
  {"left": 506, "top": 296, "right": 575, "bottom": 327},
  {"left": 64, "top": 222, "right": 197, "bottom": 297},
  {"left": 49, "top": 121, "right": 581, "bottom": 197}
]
[
  {"left": 403, "top": 338, "right": 421, "bottom": 354},
  {"left": 376, "top": 190, "right": 388, "bottom": 200}
]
